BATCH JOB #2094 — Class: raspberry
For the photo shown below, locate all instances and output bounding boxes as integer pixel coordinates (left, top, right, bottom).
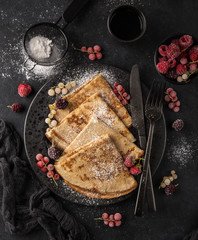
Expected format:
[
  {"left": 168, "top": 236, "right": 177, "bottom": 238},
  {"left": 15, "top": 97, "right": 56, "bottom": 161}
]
[
  {"left": 104, "top": 221, "right": 109, "bottom": 225},
  {"left": 190, "top": 53, "right": 197, "bottom": 61},
  {"left": 171, "top": 39, "right": 180, "bottom": 46},
  {"left": 190, "top": 63, "right": 197, "bottom": 71},
  {"left": 96, "top": 52, "right": 102, "bottom": 60},
  {"left": 56, "top": 98, "right": 68, "bottom": 109},
  {"left": 87, "top": 47, "right": 93, "bottom": 54},
  {"left": 36, "top": 153, "right": 43, "bottom": 161},
  {"left": 176, "top": 64, "right": 187, "bottom": 75},
  {"left": 48, "top": 164, "right": 54, "bottom": 171},
  {"left": 189, "top": 45, "right": 198, "bottom": 55},
  {"left": 89, "top": 54, "right": 96, "bottom": 61},
  {"left": 9, "top": 103, "right": 23, "bottom": 112},
  {"left": 175, "top": 100, "right": 180, "bottom": 106},
  {"left": 114, "top": 213, "right": 122, "bottom": 221},
  {"left": 113, "top": 82, "right": 119, "bottom": 87},
  {"left": 167, "top": 59, "right": 176, "bottom": 68},
  {"left": 167, "top": 43, "right": 180, "bottom": 59},
  {"left": 124, "top": 156, "right": 134, "bottom": 168},
  {"left": 93, "top": 45, "right": 101, "bottom": 52},
  {"left": 180, "top": 57, "right": 188, "bottom": 65},
  {"left": 179, "top": 35, "right": 193, "bottom": 48},
  {"left": 109, "top": 215, "right": 114, "bottom": 221},
  {"left": 130, "top": 165, "right": 141, "bottom": 175},
  {"left": 158, "top": 56, "right": 167, "bottom": 62},
  {"left": 47, "top": 171, "right": 54, "bottom": 178},
  {"left": 48, "top": 147, "right": 62, "bottom": 160},
  {"left": 102, "top": 213, "right": 109, "bottom": 220},
  {"left": 165, "top": 69, "right": 178, "bottom": 79},
  {"left": 177, "top": 51, "right": 187, "bottom": 61},
  {"left": 158, "top": 45, "right": 168, "bottom": 56},
  {"left": 165, "top": 184, "right": 176, "bottom": 195},
  {"left": 172, "top": 119, "right": 184, "bottom": 131},
  {"left": 37, "top": 161, "right": 44, "bottom": 168},
  {"left": 81, "top": 46, "right": 87, "bottom": 52},
  {"left": 18, "top": 84, "right": 32, "bottom": 97},
  {"left": 54, "top": 174, "right": 60, "bottom": 180},
  {"left": 156, "top": 61, "right": 169, "bottom": 74}
]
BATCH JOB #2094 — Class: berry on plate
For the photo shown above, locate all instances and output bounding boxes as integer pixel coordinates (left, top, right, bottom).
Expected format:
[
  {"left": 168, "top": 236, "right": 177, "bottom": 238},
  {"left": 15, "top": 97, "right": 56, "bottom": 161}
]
[
  {"left": 156, "top": 61, "right": 169, "bottom": 74},
  {"left": 56, "top": 98, "right": 68, "bottom": 109}
]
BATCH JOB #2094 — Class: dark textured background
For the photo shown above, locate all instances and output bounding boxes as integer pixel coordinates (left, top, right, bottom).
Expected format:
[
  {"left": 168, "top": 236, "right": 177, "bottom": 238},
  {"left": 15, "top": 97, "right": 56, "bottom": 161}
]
[{"left": 0, "top": 0, "right": 198, "bottom": 239}]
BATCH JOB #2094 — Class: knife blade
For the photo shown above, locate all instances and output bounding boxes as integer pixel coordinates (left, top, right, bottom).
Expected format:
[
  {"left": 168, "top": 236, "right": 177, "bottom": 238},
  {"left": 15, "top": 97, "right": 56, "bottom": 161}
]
[
  {"left": 130, "top": 64, "right": 156, "bottom": 214},
  {"left": 130, "top": 64, "right": 146, "bottom": 150}
]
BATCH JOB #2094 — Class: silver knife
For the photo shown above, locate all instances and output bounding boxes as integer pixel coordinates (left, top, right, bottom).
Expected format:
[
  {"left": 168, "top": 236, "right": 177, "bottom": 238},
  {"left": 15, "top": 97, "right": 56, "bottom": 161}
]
[{"left": 130, "top": 64, "right": 156, "bottom": 215}]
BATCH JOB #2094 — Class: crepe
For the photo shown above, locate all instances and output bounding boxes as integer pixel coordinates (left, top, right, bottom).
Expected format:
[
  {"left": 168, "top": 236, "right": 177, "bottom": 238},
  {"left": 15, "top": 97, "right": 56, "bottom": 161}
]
[
  {"left": 49, "top": 73, "right": 132, "bottom": 128},
  {"left": 62, "top": 117, "right": 143, "bottom": 160},
  {"left": 55, "top": 134, "right": 137, "bottom": 199},
  {"left": 46, "top": 93, "right": 135, "bottom": 150}
]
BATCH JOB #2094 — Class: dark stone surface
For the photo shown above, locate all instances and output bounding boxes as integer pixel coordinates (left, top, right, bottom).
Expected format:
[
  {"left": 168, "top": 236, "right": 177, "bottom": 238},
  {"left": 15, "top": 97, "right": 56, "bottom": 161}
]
[{"left": 0, "top": 0, "right": 198, "bottom": 239}]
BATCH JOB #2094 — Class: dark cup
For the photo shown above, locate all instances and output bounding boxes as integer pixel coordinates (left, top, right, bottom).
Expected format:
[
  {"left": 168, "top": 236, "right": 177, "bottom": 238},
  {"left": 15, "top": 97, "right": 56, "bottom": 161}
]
[{"left": 107, "top": 5, "right": 146, "bottom": 43}]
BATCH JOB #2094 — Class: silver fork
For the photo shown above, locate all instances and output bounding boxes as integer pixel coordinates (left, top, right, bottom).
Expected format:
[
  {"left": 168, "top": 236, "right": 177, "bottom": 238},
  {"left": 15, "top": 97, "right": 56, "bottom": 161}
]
[{"left": 134, "top": 81, "right": 165, "bottom": 216}]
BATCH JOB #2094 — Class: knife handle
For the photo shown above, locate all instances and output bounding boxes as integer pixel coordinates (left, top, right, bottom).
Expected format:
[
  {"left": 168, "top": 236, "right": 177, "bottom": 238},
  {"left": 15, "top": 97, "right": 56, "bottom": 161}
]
[
  {"left": 147, "top": 165, "right": 156, "bottom": 212},
  {"left": 139, "top": 136, "right": 156, "bottom": 212}
]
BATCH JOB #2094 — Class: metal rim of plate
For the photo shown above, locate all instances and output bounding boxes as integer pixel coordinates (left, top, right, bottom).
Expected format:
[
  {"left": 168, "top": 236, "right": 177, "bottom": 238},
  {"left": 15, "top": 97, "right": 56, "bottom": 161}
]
[{"left": 24, "top": 63, "right": 166, "bottom": 206}]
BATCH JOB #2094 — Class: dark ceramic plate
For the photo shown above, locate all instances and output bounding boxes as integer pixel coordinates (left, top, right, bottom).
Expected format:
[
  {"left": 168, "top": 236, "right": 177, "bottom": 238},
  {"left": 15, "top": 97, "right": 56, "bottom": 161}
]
[
  {"left": 24, "top": 63, "right": 166, "bottom": 206},
  {"left": 154, "top": 34, "right": 198, "bottom": 85}
]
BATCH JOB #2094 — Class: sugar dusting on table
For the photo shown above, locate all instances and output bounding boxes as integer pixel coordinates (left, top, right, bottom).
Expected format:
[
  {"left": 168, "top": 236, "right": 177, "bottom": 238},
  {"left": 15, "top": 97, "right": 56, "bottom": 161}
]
[{"left": 167, "top": 135, "right": 198, "bottom": 167}]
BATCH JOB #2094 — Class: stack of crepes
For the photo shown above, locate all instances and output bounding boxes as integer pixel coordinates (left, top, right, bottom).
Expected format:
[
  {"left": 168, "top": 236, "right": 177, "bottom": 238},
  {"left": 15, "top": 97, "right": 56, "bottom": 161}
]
[{"left": 45, "top": 73, "right": 144, "bottom": 199}]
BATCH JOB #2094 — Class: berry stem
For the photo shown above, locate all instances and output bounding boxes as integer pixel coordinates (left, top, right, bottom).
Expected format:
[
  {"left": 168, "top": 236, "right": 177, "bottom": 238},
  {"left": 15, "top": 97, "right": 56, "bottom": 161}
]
[
  {"left": 115, "top": 87, "right": 133, "bottom": 107},
  {"left": 184, "top": 69, "right": 198, "bottom": 82},
  {"left": 72, "top": 44, "right": 98, "bottom": 54},
  {"left": 165, "top": 92, "right": 174, "bottom": 101},
  {"left": 94, "top": 218, "right": 117, "bottom": 222},
  {"left": 7, "top": 105, "right": 12, "bottom": 109},
  {"left": 40, "top": 157, "right": 58, "bottom": 186}
]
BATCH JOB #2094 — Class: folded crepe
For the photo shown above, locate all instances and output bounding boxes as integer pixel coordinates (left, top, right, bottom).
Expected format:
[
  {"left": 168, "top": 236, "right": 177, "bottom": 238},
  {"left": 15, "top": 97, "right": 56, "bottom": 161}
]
[
  {"left": 49, "top": 73, "right": 132, "bottom": 128},
  {"left": 46, "top": 93, "right": 135, "bottom": 150},
  {"left": 55, "top": 134, "right": 137, "bottom": 199},
  {"left": 61, "top": 117, "right": 143, "bottom": 160}
]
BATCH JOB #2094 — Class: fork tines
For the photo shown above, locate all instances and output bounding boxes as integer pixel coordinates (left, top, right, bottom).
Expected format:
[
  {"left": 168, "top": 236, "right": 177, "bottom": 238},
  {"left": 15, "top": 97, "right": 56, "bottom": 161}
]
[{"left": 146, "top": 81, "right": 166, "bottom": 109}]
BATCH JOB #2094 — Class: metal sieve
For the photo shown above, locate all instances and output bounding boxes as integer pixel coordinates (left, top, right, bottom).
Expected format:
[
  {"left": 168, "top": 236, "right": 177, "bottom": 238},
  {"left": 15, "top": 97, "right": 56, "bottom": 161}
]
[{"left": 23, "top": 0, "right": 89, "bottom": 69}]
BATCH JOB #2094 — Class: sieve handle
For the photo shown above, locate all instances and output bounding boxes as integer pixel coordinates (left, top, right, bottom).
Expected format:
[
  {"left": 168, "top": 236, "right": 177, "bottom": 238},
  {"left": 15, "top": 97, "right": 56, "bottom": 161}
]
[
  {"left": 62, "top": 0, "right": 89, "bottom": 25},
  {"left": 23, "top": 58, "right": 37, "bottom": 71}
]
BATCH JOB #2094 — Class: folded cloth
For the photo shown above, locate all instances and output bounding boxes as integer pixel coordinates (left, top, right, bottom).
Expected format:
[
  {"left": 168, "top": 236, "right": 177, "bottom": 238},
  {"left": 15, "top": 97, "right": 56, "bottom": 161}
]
[
  {"left": 0, "top": 119, "right": 90, "bottom": 240},
  {"left": 184, "top": 229, "right": 198, "bottom": 240}
]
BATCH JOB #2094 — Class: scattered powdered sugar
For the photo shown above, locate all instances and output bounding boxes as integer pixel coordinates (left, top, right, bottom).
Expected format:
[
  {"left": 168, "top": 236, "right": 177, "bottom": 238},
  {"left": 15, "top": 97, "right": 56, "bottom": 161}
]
[{"left": 167, "top": 135, "right": 198, "bottom": 167}]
